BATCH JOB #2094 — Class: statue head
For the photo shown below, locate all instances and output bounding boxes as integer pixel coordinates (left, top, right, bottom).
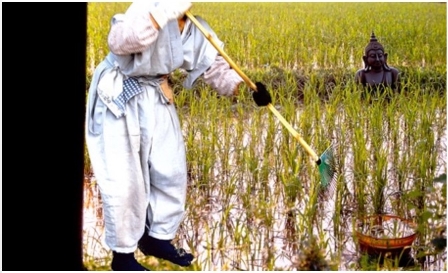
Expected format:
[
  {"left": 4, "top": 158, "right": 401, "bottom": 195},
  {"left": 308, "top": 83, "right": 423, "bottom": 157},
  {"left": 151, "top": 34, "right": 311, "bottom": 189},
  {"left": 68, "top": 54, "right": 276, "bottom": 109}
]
[
  {"left": 364, "top": 32, "right": 384, "bottom": 56},
  {"left": 363, "top": 31, "right": 390, "bottom": 71}
]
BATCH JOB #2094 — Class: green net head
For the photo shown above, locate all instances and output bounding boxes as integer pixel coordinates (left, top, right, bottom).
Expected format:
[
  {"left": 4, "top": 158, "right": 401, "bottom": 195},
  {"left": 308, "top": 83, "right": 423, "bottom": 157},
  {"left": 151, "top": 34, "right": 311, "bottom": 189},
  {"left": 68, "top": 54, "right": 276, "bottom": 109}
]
[{"left": 317, "top": 145, "right": 337, "bottom": 198}]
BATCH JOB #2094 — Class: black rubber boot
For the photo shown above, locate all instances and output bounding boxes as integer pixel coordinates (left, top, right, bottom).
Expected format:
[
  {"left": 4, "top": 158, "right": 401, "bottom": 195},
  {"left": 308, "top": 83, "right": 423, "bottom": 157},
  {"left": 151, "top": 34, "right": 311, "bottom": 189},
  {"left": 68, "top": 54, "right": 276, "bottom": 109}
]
[
  {"left": 138, "top": 232, "right": 194, "bottom": 267},
  {"left": 111, "top": 252, "right": 150, "bottom": 271}
]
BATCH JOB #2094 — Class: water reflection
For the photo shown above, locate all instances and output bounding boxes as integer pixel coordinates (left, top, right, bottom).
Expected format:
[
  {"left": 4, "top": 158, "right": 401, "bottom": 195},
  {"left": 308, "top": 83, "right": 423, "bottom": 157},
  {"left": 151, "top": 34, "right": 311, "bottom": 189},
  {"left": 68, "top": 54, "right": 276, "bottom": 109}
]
[{"left": 83, "top": 109, "right": 446, "bottom": 270}]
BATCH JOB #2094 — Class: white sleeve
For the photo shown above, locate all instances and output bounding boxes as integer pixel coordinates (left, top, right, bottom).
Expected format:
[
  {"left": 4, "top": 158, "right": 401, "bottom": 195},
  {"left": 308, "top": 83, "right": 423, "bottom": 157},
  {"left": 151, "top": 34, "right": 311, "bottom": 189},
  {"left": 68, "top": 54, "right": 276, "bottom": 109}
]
[
  {"left": 203, "top": 55, "right": 243, "bottom": 97},
  {"left": 107, "top": 1, "right": 160, "bottom": 55}
]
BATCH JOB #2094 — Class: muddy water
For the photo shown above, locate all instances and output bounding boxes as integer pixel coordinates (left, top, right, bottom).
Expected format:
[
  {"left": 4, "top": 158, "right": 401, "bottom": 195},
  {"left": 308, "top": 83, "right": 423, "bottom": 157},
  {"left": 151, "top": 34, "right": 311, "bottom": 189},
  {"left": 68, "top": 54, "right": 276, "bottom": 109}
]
[
  {"left": 83, "top": 180, "right": 446, "bottom": 270},
  {"left": 83, "top": 112, "right": 447, "bottom": 270}
]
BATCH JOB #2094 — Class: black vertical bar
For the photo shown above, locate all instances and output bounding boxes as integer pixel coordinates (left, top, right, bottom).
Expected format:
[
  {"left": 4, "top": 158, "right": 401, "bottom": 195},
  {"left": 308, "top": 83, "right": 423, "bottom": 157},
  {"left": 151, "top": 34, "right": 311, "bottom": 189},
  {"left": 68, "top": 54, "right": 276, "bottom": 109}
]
[{"left": 3, "top": 2, "right": 87, "bottom": 270}]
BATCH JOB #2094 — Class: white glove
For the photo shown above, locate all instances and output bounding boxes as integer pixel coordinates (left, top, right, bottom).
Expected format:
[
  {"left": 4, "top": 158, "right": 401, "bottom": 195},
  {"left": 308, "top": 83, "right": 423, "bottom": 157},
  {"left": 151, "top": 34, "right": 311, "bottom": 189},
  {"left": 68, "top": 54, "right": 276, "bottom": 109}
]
[{"left": 151, "top": 1, "right": 192, "bottom": 29}]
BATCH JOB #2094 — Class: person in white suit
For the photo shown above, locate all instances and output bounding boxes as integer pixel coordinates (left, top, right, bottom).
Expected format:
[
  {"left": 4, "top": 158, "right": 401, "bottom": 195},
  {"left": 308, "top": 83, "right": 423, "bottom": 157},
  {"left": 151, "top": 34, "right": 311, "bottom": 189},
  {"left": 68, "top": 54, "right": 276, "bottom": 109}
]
[{"left": 85, "top": 1, "right": 272, "bottom": 270}]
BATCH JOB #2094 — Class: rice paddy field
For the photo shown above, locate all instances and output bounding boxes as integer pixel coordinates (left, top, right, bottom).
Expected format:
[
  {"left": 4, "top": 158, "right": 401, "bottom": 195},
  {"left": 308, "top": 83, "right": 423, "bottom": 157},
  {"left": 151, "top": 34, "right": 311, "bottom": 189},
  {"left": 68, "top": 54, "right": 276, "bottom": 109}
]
[{"left": 83, "top": 2, "right": 447, "bottom": 271}]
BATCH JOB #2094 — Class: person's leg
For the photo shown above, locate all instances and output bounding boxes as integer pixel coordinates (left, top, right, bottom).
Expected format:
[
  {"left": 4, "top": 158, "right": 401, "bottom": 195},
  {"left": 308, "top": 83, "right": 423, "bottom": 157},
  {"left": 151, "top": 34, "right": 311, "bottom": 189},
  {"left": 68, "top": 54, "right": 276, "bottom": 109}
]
[
  {"left": 138, "top": 228, "right": 194, "bottom": 266},
  {"left": 111, "top": 252, "right": 149, "bottom": 271},
  {"left": 136, "top": 83, "right": 193, "bottom": 266},
  {"left": 86, "top": 89, "right": 149, "bottom": 270},
  {"left": 147, "top": 95, "right": 187, "bottom": 239}
]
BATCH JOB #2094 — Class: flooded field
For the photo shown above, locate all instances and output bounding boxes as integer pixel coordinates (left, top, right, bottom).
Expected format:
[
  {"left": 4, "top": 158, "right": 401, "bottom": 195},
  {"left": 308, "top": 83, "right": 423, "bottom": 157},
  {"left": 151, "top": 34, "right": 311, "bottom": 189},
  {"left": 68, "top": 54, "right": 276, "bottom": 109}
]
[
  {"left": 83, "top": 103, "right": 446, "bottom": 271},
  {"left": 84, "top": 3, "right": 446, "bottom": 269}
]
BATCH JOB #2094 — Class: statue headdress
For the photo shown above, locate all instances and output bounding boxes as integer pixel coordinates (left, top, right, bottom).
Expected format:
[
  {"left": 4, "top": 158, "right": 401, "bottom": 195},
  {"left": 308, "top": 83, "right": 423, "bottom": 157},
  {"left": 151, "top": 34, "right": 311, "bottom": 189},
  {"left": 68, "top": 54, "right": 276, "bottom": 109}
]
[{"left": 364, "top": 31, "right": 384, "bottom": 56}]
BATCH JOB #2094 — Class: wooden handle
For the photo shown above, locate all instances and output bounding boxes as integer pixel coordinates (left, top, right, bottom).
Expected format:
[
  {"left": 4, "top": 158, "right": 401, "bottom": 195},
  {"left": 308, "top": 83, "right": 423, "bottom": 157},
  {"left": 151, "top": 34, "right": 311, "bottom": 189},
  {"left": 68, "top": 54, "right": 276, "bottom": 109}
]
[
  {"left": 185, "top": 12, "right": 256, "bottom": 90},
  {"left": 267, "top": 104, "right": 319, "bottom": 160},
  {"left": 185, "top": 11, "right": 319, "bottom": 161}
]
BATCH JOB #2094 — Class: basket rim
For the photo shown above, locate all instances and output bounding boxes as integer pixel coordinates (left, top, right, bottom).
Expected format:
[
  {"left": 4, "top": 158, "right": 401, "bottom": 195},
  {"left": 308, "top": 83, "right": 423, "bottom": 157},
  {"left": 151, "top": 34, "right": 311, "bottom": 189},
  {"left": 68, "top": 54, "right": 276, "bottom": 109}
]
[{"left": 355, "top": 214, "right": 417, "bottom": 242}]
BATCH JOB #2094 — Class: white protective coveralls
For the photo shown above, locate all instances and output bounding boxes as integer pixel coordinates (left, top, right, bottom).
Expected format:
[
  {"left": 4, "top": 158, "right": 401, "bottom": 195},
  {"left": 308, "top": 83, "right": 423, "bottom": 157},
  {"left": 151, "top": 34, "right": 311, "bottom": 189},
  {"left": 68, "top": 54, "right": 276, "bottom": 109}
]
[{"left": 85, "top": 1, "right": 242, "bottom": 253}]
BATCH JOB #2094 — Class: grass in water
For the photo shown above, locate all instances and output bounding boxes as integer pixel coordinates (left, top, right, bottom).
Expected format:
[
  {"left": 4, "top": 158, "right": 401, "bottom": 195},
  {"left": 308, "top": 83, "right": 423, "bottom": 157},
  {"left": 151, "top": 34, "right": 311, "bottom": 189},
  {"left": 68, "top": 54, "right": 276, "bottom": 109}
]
[{"left": 84, "top": 2, "right": 446, "bottom": 271}]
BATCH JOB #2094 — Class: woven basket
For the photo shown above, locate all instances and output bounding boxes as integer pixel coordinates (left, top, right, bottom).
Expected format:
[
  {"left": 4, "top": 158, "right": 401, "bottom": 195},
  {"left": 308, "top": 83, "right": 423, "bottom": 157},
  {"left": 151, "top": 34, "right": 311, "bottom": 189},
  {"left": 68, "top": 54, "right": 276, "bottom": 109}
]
[{"left": 356, "top": 214, "right": 417, "bottom": 258}]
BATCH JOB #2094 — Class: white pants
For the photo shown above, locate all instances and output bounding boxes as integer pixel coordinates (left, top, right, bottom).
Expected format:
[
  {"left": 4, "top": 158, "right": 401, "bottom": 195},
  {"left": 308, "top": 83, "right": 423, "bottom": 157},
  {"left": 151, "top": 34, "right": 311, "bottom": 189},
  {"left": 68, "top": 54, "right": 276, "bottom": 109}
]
[{"left": 86, "top": 81, "right": 187, "bottom": 253}]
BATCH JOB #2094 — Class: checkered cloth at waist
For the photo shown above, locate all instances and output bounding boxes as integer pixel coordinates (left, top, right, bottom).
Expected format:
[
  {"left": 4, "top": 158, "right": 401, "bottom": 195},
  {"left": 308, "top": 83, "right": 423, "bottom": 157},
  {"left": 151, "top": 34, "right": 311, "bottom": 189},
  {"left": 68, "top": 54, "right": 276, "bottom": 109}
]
[{"left": 113, "top": 75, "right": 168, "bottom": 111}]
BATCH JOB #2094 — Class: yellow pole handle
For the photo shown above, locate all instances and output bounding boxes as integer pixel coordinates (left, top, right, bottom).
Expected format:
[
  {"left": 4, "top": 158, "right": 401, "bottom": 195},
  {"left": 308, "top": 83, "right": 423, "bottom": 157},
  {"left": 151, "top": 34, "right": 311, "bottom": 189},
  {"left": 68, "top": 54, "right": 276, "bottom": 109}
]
[
  {"left": 185, "top": 11, "right": 319, "bottom": 161},
  {"left": 266, "top": 104, "right": 319, "bottom": 161}
]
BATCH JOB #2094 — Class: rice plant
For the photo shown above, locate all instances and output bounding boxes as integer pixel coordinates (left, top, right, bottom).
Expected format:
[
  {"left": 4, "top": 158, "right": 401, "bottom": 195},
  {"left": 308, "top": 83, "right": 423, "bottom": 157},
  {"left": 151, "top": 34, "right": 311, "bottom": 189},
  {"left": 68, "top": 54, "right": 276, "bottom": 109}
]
[{"left": 83, "top": 2, "right": 446, "bottom": 271}]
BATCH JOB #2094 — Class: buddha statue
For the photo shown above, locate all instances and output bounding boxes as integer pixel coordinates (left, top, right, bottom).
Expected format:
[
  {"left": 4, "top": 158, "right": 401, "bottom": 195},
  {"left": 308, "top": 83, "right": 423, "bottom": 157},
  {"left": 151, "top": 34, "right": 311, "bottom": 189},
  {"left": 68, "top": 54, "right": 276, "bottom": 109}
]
[{"left": 355, "top": 31, "right": 400, "bottom": 93}]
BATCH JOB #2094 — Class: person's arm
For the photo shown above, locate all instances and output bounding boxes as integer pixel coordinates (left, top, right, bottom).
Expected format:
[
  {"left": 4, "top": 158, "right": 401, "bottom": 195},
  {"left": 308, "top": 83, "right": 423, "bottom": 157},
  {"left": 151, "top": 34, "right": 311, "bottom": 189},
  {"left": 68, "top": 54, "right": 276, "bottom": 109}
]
[
  {"left": 108, "top": 1, "right": 191, "bottom": 55},
  {"left": 107, "top": 2, "right": 159, "bottom": 55},
  {"left": 186, "top": 15, "right": 271, "bottom": 105},
  {"left": 203, "top": 55, "right": 272, "bottom": 106},
  {"left": 203, "top": 55, "right": 243, "bottom": 97}
]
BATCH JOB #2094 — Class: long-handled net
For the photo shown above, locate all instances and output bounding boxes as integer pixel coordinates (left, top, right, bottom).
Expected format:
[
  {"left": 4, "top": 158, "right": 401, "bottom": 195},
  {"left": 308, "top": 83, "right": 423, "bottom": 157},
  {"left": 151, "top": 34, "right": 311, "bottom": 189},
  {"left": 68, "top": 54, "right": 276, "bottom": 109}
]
[{"left": 185, "top": 11, "right": 337, "bottom": 195}]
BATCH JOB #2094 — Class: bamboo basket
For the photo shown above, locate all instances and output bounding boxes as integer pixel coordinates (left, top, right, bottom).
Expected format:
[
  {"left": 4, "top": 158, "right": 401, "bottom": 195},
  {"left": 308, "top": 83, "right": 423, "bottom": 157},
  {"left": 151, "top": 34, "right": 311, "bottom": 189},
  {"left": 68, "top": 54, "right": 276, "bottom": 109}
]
[{"left": 356, "top": 214, "right": 417, "bottom": 259}]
